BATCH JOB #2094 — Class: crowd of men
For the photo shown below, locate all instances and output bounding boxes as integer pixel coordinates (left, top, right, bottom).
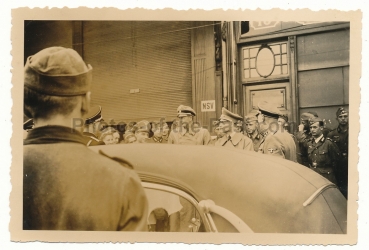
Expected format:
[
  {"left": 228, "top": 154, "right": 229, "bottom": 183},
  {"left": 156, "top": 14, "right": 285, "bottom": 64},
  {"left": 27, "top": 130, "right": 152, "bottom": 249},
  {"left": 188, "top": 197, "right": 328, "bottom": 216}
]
[
  {"left": 74, "top": 98, "right": 349, "bottom": 199},
  {"left": 23, "top": 47, "right": 349, "bottom": 232}
]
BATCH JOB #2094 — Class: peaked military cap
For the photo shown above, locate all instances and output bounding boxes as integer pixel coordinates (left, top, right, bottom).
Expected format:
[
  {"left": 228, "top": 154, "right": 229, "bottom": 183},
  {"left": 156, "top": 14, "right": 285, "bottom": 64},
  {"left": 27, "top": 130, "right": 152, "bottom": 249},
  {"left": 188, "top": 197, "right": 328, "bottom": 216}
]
[
  {"left": 23, "top": 118, "right": 34, "bottom": 130},
  {"left": 177, "top": 105, "right": 196, "bottom": 117},
  {"left": 219, "top": 107, "right": 242, "bottom": 123},
  {"left": 85, "top": 105, "right": 103, "bottom": 125},
  {"left": 300, "top": 112, "right": 315, "bottom": 121},
  {"left": 24, "top": 47, "right": 93, "bottom": 96},
  {"left": 336, "top": 107, "right": 348, "bottom": 117},
  {"left": 134, "top": 120, "right": 151, "bottom": 133},
  {"left": 244, "top": 114, "right": 258, "bottom": 123},
  {"left": 257, "top": 101, "right": 280, "bottom": 119}
]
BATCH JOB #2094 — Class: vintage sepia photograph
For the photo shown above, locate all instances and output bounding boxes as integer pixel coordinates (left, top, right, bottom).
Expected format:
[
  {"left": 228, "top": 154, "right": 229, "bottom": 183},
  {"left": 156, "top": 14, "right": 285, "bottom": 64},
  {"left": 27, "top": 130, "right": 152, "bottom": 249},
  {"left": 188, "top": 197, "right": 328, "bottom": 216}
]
[{"left": 10, "top": 8, "right": 360, "bottom": 244}]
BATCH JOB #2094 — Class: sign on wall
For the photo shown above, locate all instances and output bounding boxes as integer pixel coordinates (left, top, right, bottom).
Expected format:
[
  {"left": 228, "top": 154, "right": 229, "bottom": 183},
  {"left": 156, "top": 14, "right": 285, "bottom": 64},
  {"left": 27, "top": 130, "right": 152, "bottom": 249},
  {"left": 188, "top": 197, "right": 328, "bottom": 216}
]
[{"left": 201, "top": 100, "right": 216, "bottom": 112}]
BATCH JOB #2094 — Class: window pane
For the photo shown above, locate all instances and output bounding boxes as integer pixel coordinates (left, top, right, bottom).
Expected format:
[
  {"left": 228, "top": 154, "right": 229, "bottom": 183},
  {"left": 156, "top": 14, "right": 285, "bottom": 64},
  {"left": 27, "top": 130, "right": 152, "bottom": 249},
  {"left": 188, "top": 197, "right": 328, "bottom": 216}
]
[
  {"left": 250, "top": 58, "right": 256, "bottom": 68},
  {"left": 250, "top": 48, "right": 258, "bottom": 58},
  {"left": 272, "top": 65, "right": 281, "bottom": 75},
  {"left": 282, "top": 54, "right": 287, "bottom": 64},
  {"left": 145, "top": 188, "right": 202, "bottom": 232},
  {"left": 270, "top": 45, "right": 280, "bottom": 54},
  {"left": 275, "top": 55, "right": 281, "bottom": 65},
  {"left": 244, "top": 59, "right": 249, "bottom": 69},
  {"left": 243, "top": 49, "right": 249, "bottom": 58},
  {"left": 251, "top": 69, "right": 258, "bottom": 78},
  {"left": 244, "top": 69, "right": 250, "bottom": 78},
  {"left": 282, "top": 65, "right": 288, "bottom": 74},
  {"left": 282, "top": 43, "right": 287, "bottom": 53}
]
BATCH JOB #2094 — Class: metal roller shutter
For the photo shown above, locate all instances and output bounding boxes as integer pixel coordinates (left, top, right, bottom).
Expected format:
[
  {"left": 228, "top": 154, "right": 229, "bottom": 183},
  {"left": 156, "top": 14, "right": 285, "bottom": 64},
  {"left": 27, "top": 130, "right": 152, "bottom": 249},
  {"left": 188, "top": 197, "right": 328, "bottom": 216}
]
[{"left": 83, "top": 21, "right": 193, "bottom": 123}]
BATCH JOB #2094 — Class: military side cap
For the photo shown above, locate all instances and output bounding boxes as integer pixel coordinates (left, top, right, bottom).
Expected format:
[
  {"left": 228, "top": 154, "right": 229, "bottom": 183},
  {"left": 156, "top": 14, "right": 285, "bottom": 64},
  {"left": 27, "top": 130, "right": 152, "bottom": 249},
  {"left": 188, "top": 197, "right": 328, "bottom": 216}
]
[
  {"left": 23, "top": 118, "right": 34, "bottom": 130},
  {"left": 134, "top": 120, "right": 151, "bottom": 133},
  {"left": 24, "top": 47, "right": 93, "bottom": 96},
  {"left": 177, "top": 105, "right": 196, "bottom": 117},
  {"left": 244, "top": 114, "right": 258, "bottom": 123},
  {"left": 336, "top": 107, "right": 348, "bottom": 117},
  {"left": 300, "top": 112, "right": 315, "bottom": 121},
  {"left": 219, "top": 107, "right": 242, "bottom": 123},
  {"left": 85, "top": 105, "right": 103, "bottom": 125},
  {"left": 310, "top": 117, "right": 323, "bottom": 124},
  {"left": 257, "top": 101, "right": 280, "bottom": 119}
]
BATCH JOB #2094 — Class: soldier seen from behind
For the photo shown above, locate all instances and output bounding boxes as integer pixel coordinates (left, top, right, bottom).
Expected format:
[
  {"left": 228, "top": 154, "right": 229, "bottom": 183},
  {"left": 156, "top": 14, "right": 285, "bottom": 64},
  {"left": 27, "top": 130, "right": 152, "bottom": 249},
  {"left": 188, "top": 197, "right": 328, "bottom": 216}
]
[{"left": 23, "top": 47, "right": 148, "bottom": 231}]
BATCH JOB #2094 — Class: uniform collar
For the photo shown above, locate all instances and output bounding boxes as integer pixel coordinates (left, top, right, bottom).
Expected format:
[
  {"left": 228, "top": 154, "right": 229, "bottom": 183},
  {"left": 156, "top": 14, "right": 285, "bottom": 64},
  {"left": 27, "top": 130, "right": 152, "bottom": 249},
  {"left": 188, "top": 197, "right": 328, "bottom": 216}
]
[
  {"left": 337, "top": 125, "right": 348, "bottom": 133},
  {"left": 24, "top": 125, "right": 86, "bottom": 145},
  {"left": 218, "top": 132, "right": 243, "bottom": 146},
  {"left": 314, "top": 134, "right": 324, "bottom": 144},
  {"left": 152, "top": 136, "right": 163, "bottom": 143}
]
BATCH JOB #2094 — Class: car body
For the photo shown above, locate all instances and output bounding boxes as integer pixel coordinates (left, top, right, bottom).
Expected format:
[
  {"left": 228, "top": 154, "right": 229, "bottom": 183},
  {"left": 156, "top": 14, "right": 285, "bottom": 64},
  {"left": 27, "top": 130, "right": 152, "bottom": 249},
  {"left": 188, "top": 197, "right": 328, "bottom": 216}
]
[{"left": 90, "top": 143, "right": 347, "bottom": 233}]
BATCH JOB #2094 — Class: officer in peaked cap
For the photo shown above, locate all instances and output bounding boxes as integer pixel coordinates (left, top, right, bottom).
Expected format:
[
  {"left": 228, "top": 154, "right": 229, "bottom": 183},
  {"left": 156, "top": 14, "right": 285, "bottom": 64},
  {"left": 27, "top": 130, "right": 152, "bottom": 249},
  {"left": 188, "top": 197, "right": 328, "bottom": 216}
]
[
  {"left": 168, "top": 104, "right": 211, "bottom": 145},
  {"left": 327, "top": 107, "right": 349, "bottom": 198},
  {"left": 257, "top": 101, "right": 296, "bottom": 162},
  {"left": 244, "top": 114, "right": 263, "bottom": 152},
  {"left": 23, "top": 47, "right": 148, "bottom": 231},
  {"left": 307, "top": 117, "right": 341, "bottom": 185},
  {"left": 133, "top": 120, "right": 151, "bottom": 143},
  {"left": 214, "top": 108, "right": 253, "bottom": 151},
  {"left": 82, "top": 105, "right": 105, "bottom": 146}
]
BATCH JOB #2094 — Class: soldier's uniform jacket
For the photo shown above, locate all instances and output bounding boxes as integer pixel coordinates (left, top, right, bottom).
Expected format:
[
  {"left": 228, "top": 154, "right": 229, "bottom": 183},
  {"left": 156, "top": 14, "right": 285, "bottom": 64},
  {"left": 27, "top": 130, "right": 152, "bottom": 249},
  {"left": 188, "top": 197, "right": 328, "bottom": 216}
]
[
  {"left": 168, "top": 126, "right": 211, "bottom": 145},
  {"left": 215, "top": 132, "right": 253, "bottom": 151},
  {"left": 246, "top": 132, "right": 264, "bottom": 152},
  {"left": 23, "top": 125, "right": 148, "bottom": 231},
  {"left": 327, "top": 126, "right": 348, "bottom": 197},
  {"left": 82, "top": 131, "right": 105, "bottom": 146},
  {"left": 259, "top": 130, "right": 297, "bottom": 162},
  {"left": 306, "top": 136, "right": 341, "bottom": 185},
  {"left": 294, "top": 130, "right": 311, "bottom": 167}
]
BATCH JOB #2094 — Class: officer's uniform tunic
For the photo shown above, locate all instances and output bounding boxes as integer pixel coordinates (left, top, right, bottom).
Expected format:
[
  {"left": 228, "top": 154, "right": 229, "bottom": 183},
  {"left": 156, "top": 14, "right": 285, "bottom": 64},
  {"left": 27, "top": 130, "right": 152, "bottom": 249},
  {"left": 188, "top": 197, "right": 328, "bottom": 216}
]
[
  {"left": 294, "top": 130, "right": 311, "bottom": 167},
  {"left": 215, "top": 132, "right": 254, "bottom": 151},
  {"left": 23, "top": 126, "right": 148, "bottom": 230},
  {"left": 246, "top": 132, "right": 264, "bottom": 152},
  {"left": 259, "top": 131, "right": 297, "bottom": 162},
  {"left": 168, "top": 127, "right": 211, "bottom": 145},
  {"left": 327, "top": 126, "right": 348, "bottom": 197},
  {"left": 306, "top": 136, "right": 341, "bottom": 185}
]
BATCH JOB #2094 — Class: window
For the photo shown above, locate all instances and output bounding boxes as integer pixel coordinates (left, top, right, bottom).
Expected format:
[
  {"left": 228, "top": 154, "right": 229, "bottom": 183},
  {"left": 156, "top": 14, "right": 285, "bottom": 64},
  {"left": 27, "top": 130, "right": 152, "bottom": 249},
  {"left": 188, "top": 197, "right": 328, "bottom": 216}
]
[
  {"left": 143, "top": 183, "right": 207, "bottom": 232},
  {"left": 242, "top": 42, "right": 288, "bottom": 80}
]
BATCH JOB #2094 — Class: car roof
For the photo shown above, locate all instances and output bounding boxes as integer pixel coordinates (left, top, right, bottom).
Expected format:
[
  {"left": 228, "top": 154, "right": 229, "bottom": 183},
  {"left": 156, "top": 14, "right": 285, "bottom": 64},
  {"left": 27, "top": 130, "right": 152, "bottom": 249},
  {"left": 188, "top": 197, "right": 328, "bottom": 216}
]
[{"left": 90, "top": 143, "right": 347, "bottom": 233}]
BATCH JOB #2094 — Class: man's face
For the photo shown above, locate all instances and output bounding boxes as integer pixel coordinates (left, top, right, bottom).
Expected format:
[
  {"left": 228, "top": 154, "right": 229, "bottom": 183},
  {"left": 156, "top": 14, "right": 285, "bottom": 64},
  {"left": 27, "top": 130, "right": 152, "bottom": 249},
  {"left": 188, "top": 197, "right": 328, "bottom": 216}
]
[
  {"left": 113, "top": 132, "right": 120, "bottom": 144},
  {"left": 162, "top": 124, "right": 169, "bottom": 136},
  {"left": 310, "top": 122, "right": 323, "bottom": 137},
  {"left": 135, "top": 131, "right": 149, "bottom": 142},
  {"left": 127, "top": 136, "right": 136, "bottom": 143},
  {"left": 337, "top": 113, "right": 348, "bottom": 126},
  {"left": 245, "top": 121, "right": 257, "bottom": 134},
  {"left": 218, "top": 120, "right": 231, "bottom": 133}
]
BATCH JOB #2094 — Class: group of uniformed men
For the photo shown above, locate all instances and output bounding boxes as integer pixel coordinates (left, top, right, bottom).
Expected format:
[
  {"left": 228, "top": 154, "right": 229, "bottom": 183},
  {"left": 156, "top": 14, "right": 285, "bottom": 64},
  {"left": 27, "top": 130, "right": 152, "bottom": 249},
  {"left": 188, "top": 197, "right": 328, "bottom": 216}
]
[
  {"left": 72, "top": 95, "right": 349, "bottom": 199},
  {"left": 23, "top": 46, "right": 349, "bottom": 232}
]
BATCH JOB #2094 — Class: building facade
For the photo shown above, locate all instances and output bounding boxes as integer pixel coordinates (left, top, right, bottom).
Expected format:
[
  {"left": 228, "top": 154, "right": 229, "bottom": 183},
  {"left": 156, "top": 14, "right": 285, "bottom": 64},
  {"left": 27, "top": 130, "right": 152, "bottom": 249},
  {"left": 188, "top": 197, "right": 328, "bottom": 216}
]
[{"left": 24, "top": 21, "right": 349, "bottom": 132}]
